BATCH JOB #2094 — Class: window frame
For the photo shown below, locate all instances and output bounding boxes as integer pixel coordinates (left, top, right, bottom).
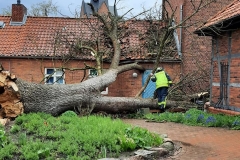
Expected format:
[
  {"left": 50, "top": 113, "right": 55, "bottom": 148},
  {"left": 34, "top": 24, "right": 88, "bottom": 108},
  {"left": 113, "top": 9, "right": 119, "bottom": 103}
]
[{"left": 45, "top": 68, "right": 65, "bottom": 84}]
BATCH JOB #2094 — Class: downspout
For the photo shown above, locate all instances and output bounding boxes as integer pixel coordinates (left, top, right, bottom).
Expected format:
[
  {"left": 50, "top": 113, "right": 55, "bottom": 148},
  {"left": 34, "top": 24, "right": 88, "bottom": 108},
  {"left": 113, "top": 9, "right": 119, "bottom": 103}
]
[
  {"left": 172, "top": 21, "right": 181, "bottom": 58},
  {"left": 209, "top": 37, "right": 215, "bottom": 107},
  {"left": 179, "top": 4, "right": 183, "bottom": 81},
  {"left": 172, "top": 5, "right": 182, "bottom": 58},
  {"left": 180, "top": 5, "right": 183, "bottom": 57}
]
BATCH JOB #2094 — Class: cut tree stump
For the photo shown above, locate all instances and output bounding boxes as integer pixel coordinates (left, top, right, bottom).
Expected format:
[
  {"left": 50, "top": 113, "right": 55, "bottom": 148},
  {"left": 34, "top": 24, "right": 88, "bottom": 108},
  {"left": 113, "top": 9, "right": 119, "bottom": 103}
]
[{"left": 0, "top": 71, "right": 23, "bottom": 118}]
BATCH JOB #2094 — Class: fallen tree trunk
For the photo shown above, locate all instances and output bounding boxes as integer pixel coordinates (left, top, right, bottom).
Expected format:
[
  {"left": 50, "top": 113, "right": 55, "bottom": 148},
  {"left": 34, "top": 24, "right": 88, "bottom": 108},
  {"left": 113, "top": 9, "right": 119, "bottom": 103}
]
[
  {"left": 93, "top": 97, "right": 158, "bottom": 113},
  {"left": 0, "top": 68, "right": 198, "bottom": 118},
  {"left": 0, "top": 67, "right": 160, "bottom": 117},
  {"left": 93, "top": 98, "right": 198, "bottom": 113},
  {"left": 166, "top": 100, "right": 198, "bottom": 109}
]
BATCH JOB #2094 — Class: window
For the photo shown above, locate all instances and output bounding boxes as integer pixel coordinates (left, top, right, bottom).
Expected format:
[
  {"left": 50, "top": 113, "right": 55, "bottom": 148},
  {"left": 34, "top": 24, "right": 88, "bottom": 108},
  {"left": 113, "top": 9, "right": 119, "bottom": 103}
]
[
  {"left": 45, "top": 68, "right": 65, "bottom": 84},
  {"left": 0, "top": 21, "right": 5, "bottom": 29},
  {"left": 89, "top": 69, "right": 98, "bottom": 78},
  {"left": 89, "top": 69, "right": 108, "bottom": 95}
]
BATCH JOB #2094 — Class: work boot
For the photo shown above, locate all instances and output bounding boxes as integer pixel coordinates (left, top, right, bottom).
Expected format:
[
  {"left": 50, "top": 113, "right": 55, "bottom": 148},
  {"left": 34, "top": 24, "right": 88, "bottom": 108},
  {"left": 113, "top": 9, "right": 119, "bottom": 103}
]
[{"left": 159, "top": 105, "right": 165, "bottom": 113}]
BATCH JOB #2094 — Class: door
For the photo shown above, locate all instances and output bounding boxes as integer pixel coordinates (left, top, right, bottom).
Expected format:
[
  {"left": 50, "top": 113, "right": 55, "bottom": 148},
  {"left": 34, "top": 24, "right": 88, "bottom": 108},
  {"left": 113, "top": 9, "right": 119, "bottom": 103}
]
[{"left": 142, "top": 70, "right": 156, "bottom": 98}]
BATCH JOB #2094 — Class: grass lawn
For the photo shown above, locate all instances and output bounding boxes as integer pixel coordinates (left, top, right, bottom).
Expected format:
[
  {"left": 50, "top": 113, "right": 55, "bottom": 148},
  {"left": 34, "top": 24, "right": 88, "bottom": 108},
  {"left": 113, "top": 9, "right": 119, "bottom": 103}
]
[{"left": 0, "top": 111, "right": 163, "bottom": 160}]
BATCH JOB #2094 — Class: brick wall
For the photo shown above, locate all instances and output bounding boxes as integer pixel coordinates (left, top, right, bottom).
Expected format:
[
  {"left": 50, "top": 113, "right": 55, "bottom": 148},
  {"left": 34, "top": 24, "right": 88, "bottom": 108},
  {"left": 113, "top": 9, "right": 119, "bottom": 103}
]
[
  {"left": 0, "top": 58, "right": 181, "bottom": 97},
  {"left": 231, "top": 29, "right": 240, "bottom": 54}
]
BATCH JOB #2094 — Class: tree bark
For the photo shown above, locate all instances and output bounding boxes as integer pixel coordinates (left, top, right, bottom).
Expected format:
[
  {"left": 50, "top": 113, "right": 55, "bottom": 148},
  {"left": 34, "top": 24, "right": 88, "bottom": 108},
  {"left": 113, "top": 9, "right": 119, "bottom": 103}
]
[{"left": 93, "top": 97, "right": 158, "bottom": 113}]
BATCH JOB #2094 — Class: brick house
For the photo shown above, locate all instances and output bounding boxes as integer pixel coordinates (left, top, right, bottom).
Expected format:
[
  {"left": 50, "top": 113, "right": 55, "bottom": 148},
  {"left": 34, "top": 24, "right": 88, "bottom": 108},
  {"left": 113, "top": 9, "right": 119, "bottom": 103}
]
[
  {"left": 0, "top": 0, "right": 181, "bottom": 98},
  {"left": 163, "top": 0, "right": 233, "bottom": 94},
  {"left": 194, "top": 0, "right": 240, "bottom": 114}
]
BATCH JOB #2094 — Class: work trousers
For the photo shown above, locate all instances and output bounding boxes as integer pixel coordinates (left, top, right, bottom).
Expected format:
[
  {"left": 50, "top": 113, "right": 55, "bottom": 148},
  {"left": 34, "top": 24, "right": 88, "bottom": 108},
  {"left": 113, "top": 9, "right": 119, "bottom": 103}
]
[{"left": 156, "top": 87, "right": 168, "bottom": 111}]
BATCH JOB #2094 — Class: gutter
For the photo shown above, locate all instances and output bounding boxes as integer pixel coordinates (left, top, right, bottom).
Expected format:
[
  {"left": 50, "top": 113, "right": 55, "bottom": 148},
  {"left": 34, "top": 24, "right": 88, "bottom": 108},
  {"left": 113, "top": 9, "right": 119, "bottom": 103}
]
[
  {"left": 0, "top": 55, "right": 94, "bottom": 61},
  {"left": 0, "top": 56, "right": 181, "bottom": 62},
  {"left": 119, "top": 59, "right": 182, "bottom": 65}
]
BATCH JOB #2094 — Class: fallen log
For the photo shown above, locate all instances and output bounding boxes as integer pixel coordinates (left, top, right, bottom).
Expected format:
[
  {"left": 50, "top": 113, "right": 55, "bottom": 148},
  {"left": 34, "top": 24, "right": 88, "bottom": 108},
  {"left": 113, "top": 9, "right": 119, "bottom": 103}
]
[{"left": 0, "top": 68, "right": 198, "bottom": 118}]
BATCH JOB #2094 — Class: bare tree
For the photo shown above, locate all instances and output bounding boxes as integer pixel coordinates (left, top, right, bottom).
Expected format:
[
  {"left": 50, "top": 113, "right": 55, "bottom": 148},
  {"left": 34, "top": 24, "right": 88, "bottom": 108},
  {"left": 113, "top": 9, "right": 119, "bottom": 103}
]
[
  {"left": 28, "top": 0, "right": 59, "bottom": 17},
  {"left": 1, "top": 6, "right": 11, "bottom": 16}
]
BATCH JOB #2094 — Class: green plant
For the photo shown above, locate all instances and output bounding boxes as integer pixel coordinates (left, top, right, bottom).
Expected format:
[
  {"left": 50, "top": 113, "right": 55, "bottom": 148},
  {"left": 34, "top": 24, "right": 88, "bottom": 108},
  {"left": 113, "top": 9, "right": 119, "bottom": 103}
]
[
  {"left": 118, "top": 134, "right": 136, "bottom": 150},
  {"left": 0, "top": 129, "right": 8, "bottom": 148},
  {"left": 123, "top": 126, "right": 163, "bottom": 150},
  {"left": 18, "top": 132, "right": 27, "bottom": 145},
  {"left": 0, "top": 143, "right": 17, "bottom": 160},
  {"left": 37, "top": 147, "right": 50, "bottom": 159},
  {"left": 0, "top": 124, "right": 4, "bottom": 130},
  {"left": 20, "top": 139, "right": 53, "bottom": 160},
  {"left": 10, "top": 125, "right": 21, "bottom": 134},
  {"left": 61, "top": 110, "right": 78, "bottom": 117},
  {"left": 232, "top": 118, "right": 240, "bottom": 130}
]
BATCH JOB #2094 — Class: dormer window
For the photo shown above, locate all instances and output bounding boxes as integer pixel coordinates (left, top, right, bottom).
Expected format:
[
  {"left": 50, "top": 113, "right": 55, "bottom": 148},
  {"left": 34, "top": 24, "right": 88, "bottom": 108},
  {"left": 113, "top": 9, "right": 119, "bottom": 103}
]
[{"left": 0, "top": 21, "right": 5, "bottom": 29}]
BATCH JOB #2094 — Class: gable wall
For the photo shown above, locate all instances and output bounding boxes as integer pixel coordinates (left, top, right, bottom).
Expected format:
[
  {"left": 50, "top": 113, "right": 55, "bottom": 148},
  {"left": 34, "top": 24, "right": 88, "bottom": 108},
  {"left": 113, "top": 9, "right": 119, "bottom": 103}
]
[{"left": 98, "top": 2, "right": 109, "bottom": 15}]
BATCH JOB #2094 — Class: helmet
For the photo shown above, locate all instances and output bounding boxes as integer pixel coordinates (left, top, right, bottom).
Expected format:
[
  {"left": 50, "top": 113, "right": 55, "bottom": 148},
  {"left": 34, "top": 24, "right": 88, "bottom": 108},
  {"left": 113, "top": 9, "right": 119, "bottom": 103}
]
[{"left": 156, "top": 67, "right": 163, "bottom": 72}]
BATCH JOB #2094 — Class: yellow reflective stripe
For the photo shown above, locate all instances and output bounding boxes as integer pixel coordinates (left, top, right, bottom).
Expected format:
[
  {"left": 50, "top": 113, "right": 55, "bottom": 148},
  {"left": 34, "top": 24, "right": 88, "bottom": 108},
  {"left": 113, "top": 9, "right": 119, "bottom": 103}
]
[
  {"left": 158, "top": 97, "right": 168, "bottom": 108},
  {"left": 158, "top": 102, "right": 164, "bottom": 105}
]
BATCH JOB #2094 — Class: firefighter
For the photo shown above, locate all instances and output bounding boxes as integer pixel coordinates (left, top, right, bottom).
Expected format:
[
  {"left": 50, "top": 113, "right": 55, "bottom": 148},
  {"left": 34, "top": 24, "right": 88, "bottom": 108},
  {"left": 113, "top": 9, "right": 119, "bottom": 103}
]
[{"left": 150, "top": 67, "right": 172, "bottom": 112}]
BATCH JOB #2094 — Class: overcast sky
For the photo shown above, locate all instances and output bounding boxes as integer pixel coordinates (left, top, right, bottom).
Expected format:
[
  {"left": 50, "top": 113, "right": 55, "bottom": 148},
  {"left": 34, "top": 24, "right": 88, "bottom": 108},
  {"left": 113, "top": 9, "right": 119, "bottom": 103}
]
[{"left": 0, "top": 0, "right": 162, "bottom": 17}]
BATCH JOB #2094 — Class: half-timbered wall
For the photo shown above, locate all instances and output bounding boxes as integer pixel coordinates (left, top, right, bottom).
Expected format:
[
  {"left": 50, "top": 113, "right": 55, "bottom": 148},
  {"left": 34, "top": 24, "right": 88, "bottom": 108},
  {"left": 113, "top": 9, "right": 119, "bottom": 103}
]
[{"left": 211, "top": 30, "right": 240, "bottom": 112}]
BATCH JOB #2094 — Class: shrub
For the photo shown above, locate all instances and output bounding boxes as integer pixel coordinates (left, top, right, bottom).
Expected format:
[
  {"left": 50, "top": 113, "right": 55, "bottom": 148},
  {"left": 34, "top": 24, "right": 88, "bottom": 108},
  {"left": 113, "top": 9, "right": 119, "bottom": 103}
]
[{"left": 61, "top": 111, "right": 78, "bottom": 117}]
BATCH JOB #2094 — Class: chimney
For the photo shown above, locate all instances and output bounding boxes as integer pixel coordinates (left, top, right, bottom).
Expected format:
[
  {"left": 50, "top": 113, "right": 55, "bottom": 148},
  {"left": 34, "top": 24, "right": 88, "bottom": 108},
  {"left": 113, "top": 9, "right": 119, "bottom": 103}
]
[{"left": 12, "top": 0, "right": 27, "bottom": 22}]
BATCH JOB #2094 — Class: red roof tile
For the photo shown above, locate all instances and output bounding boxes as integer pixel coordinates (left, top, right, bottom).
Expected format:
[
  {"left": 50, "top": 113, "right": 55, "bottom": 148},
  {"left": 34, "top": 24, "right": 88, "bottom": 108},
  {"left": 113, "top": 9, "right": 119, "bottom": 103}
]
[
  {"left": 0, "top": 17, "right": 89, "bottom": 57},
  {"left": 199, "top": 0, "right": 240, "bottom": 29},
  {"left": 0, "top": 16, "right": 178, "bottom": 61}
]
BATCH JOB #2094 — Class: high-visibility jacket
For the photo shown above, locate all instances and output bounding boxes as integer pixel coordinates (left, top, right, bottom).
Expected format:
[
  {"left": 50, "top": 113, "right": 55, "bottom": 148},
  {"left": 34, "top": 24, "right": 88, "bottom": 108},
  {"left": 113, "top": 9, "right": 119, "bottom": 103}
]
[{"left": 152, "top": 71, "right": 172, "bottom": 89}]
